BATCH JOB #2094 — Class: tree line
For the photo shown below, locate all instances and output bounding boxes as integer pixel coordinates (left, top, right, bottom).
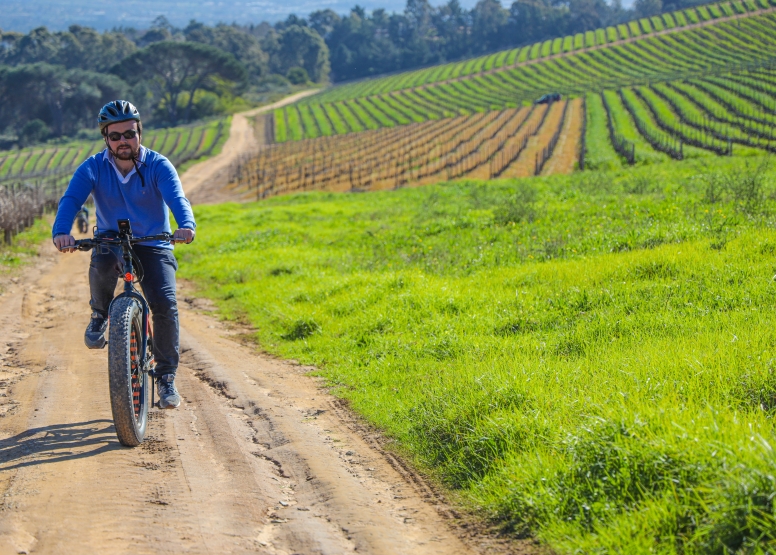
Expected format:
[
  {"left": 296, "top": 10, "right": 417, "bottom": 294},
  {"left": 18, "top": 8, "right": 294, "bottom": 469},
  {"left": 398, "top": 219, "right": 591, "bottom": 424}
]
[
  {"left": 0, "top": 0, "right": 709, "bottom": 147},
  {"left": 0, "top": 18, "right": 328, "bottom": 146},
  {"left": 311, "top": 0, "right": 710, "bottom": 82}
]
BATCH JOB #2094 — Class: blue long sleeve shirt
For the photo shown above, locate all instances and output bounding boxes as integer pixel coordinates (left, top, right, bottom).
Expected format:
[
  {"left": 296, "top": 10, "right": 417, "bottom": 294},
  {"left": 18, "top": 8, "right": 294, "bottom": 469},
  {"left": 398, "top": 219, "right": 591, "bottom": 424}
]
[{"left": 52, "top": 146, "right": 196, "bottom": 249}]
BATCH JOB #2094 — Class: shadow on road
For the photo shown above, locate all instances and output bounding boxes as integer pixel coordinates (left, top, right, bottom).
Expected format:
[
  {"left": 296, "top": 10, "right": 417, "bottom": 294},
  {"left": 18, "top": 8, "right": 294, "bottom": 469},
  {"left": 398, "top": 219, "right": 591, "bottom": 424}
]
[{"left": 0, "top": 419, "right": 123, "bottom": 470}]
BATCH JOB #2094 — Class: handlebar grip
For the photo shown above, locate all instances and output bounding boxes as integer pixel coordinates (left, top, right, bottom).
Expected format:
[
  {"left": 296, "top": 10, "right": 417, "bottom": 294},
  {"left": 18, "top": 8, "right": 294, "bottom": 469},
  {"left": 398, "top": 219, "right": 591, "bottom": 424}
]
[{"left": 72, "top": 240, "right": 95, "bottom": 251}]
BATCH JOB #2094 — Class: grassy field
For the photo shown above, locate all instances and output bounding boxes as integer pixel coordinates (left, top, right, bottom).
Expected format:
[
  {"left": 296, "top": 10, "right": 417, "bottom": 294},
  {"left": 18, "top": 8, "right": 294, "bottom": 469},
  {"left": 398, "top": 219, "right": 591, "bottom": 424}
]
[
  {"left": 180, "top": 153, "right": 776, "bottom": 553},
  {"left": 0, "top": 218, "right": 51, "bottom": 275}
]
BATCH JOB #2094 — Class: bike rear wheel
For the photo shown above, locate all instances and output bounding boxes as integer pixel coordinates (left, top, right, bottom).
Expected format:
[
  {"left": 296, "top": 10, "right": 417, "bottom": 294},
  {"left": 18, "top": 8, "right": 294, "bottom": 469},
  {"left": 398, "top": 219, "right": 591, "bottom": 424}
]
[{"left": 108, "top": 297, "right": 149, "bottom": 446}]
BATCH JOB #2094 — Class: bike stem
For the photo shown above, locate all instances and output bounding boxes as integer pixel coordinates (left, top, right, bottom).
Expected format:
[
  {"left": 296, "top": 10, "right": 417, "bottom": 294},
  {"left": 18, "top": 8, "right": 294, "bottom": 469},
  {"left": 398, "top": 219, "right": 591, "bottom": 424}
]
[{"left": 107, "top": 237, "right": 155, "bottom": 377}]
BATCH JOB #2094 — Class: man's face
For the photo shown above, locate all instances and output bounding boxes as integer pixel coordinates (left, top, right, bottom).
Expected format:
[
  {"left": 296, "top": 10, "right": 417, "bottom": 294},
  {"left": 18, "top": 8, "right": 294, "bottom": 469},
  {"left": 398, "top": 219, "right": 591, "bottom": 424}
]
[{"left": 105, "top": 120, "right": 141, "bottom": 161}]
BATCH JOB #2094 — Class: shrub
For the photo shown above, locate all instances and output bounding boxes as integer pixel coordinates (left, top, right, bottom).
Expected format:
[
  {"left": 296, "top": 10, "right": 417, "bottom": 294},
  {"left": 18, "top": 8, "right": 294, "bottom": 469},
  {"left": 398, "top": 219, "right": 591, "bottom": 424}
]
[
  {"left": 18, "top": 119, "right": 50, "bottom": 147},
  {"left": 287, "top": 67, "right": 310, "bottom": 85}
]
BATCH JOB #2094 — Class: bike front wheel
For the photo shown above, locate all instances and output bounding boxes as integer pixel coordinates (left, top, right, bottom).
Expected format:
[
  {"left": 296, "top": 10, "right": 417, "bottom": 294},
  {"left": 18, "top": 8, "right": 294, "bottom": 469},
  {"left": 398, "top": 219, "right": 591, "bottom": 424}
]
[{"left": 108, "top": 297, "right": 149, "bottom": 446}]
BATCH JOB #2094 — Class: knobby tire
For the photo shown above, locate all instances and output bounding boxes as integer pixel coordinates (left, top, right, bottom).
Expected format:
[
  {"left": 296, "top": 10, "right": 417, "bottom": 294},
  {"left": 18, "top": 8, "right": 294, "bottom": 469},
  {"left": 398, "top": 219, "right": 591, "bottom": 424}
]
[{"left": 108, "top": 297, "right": 148, "bottom": 446}]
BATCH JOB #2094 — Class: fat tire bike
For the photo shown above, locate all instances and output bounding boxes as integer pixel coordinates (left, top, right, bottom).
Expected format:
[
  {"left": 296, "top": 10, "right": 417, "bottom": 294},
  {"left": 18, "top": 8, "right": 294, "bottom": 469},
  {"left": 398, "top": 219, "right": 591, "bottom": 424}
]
[{"left": 73, "top": 219, "right": 175, "bottom": 447}]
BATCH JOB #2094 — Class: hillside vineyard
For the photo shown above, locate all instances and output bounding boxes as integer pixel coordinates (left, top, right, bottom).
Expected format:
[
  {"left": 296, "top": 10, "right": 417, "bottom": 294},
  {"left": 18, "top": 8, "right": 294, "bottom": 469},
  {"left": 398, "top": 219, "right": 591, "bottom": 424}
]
[
  {"left": 224, "top": 1, "right": 776, "bottom": 197},
  {"left": 0, "top": 119, "right": 227, "bottom": 192}
]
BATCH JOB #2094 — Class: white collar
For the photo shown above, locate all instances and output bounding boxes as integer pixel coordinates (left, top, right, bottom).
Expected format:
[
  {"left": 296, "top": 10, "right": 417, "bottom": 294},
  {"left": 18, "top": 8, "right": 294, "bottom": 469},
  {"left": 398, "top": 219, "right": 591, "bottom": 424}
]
[{"left": 103, "top": 146, "right": 147, "bottom": 184}]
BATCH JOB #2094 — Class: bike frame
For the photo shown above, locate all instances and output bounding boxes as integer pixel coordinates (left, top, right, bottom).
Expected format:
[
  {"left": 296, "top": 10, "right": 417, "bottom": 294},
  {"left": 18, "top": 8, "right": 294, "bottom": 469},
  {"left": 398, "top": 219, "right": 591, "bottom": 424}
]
[
  {"left": 107, "top": 239, "right": 154, "bottom": 376},
  {"left": 74, "top": 222, "right": 173, "bottom": 381}
]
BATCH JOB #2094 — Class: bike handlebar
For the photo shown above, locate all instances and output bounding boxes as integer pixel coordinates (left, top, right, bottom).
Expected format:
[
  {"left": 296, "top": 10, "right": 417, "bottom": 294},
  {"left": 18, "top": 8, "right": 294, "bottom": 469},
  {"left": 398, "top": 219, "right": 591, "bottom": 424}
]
[{"left": 72, "top": 233, "right": 174, "bottom": 251}]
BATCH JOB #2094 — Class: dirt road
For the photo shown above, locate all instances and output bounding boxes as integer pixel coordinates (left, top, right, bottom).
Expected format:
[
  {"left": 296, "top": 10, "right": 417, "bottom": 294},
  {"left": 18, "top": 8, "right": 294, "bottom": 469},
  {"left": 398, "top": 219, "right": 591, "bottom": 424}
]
[
  {"left": 0, "top": 243, "right": 505, "bottom": 554},
  {"left": 181, "top": 90, "right": 319, "bottom": 205}
]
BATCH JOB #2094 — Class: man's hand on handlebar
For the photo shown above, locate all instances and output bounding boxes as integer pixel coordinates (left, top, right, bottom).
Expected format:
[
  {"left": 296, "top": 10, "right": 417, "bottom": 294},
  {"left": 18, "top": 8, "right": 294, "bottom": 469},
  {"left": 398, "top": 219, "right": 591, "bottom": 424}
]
[
  {"left": 173, "top": 228, "right": 195, "bottom": 244},
  {"left": 55, "top": 229, "right": 191, "bottom": 251},
  {"left": 54, "top": 234, "right": 76, "bottom": 253}
]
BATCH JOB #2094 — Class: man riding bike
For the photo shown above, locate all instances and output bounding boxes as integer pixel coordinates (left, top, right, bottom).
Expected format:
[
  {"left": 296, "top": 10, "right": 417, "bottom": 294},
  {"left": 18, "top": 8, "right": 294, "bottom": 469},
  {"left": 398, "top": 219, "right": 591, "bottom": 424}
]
[{"left": 52, "top": 100, "right": 196, "bottom": 409}]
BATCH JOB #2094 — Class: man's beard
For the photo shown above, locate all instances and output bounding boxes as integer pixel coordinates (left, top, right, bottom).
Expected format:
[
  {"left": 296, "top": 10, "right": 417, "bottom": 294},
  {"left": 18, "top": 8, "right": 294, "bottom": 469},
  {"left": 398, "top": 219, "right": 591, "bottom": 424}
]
[{"left": 114, "top": 145, "right": 138, "bottom": 161}]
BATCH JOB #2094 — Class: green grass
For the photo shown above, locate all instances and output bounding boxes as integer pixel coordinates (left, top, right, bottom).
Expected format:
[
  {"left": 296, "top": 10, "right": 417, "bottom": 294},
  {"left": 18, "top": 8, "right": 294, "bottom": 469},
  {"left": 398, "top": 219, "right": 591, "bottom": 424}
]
[
  {"left": 274, "top": 109, "right": 288, "bottom": 142},
  {"left": 176, "top": 117, "right": 231, "bottom": 173},
  {"left": 180, "top": 154, "right": 776, "bottom": 554},
  {"left": 603, "top": 90, "right": 668, "bottom": 164},
  {"left": 336, "top": 102, "right": 364, "bottom": 133},
  {"left": 298, "top": 104, "right": 321, "bottom": 139},
  {"left": 0, "top": 217, "right": 51, "bottom": 277},
  {"left": 585, "top": 93, "right": 623, "bottom": 170},
  {"left": 286, "top": 107, "right": 304, "bottom": 141},
  {"left": 310, "top": 104, "right": 334, "bottom": 136}
]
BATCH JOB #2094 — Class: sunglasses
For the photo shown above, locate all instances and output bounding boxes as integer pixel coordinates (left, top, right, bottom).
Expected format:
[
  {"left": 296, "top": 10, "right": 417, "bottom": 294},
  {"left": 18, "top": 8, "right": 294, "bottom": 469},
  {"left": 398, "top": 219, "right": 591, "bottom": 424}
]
[{"left": 107, "top": 129, "right": 138, "bottom": 141}]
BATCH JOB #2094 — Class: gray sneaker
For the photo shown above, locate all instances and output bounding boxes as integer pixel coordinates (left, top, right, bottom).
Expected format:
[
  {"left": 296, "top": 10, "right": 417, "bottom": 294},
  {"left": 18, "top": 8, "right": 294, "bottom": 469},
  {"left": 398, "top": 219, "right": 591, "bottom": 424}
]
[
  {"left": 157, "top": 374, "right": 181, "bottom": 409},
  {"left": 84, "top": 312, "right": 108, "bottom": 349}
]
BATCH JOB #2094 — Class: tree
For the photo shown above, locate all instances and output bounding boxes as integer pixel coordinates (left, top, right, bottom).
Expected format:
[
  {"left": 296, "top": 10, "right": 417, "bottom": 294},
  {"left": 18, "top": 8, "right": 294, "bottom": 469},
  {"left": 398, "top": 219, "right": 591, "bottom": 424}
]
[
  {"left": 19, "top": 119, "right": 50, "bottom": 147},
  {"left": 287, "top": 67, "right": 309, "bottom": 84},
  {"left": 433, "top": 0, "right": 472, "bottom": 61},
  {"left": 184, "top": 21, "right": 268, "bottom": 82},
  {"left": 471, "top": 0, "right": 509, "bottom": 53},
  {"left": 566, "top": 0, "right": 612, "bottom": 34},
  {"left": 635, "top": 0, "right": 663, "bottom": 18},
  {"left": 0, "top": 63, "right": 127, "bottom": 139},
  {"left": 262, "top": 25, "right": 329, "bottom": 83},
  {"left": 112, "top": 41, "right": 247, "bottom": 125},
  {"left": 509, "top": 0, "right": 567, "bottom": 45},
  {"left": 309, "top": 9, "right": 341, "bottom": 40},
  {"left": 0, "top": 26, "right": 136, "bottom": 73}
]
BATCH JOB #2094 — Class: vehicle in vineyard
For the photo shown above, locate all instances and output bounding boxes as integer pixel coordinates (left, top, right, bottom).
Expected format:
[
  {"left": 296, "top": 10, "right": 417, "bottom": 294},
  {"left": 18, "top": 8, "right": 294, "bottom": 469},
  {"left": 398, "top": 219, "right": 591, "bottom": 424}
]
[{"left": 535, "top": 92, "right": 562, "bottom": 104}]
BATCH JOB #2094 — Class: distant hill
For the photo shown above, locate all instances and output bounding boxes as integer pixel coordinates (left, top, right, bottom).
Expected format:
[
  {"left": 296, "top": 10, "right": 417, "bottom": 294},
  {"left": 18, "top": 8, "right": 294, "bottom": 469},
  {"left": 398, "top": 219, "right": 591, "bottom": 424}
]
[{"left": 0, "top": 0, "right": 478, "bottom": 32}]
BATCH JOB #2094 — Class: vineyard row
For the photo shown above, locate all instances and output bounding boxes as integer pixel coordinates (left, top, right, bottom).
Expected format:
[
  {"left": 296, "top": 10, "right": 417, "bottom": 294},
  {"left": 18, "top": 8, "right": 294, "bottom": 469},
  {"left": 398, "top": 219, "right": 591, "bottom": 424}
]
[
  {"left": 312, "top": 0, "right": 776, "bottom": 104},
  {"left": 275, "top": 12, "right": 776, "bottom": 142},
  {"left": 228, "top": 99, "right": 584, "bottom": 200}
]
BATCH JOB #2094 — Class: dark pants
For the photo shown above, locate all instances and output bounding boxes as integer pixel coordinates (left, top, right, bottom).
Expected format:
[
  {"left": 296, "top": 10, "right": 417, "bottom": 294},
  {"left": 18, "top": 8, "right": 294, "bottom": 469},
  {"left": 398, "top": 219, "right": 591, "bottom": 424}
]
[{"left": 90, "top": 245, "right": 179, "bottom": 377}]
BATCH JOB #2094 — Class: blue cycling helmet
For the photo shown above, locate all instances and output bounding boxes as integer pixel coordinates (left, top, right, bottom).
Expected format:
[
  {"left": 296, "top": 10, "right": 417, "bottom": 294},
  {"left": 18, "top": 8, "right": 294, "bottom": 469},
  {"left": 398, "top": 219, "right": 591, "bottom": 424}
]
[{"left": 98, "top": 100, "right": 141, "bottom": 131}]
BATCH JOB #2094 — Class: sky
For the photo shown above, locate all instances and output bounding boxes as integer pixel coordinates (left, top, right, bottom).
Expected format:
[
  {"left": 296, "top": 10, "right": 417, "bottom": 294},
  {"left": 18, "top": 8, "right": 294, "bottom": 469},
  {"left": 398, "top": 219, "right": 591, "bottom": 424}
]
[{"left": 0, "top": 0, "right": 484, "bottom": 33}]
